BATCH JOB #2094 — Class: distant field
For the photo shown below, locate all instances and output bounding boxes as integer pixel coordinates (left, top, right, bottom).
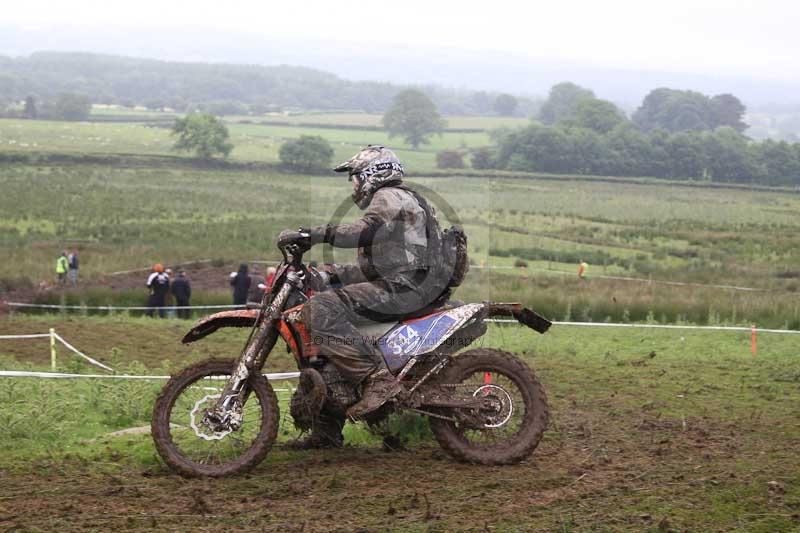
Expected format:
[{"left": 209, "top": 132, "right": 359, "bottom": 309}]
[
  {"left": 0, "top": 118, "right": 490, "bottom": 171},
  {"left": 88, "top": 106, "right": 530, "bottom": 131},
  {"left": 227, "top": 112, "right": 530, "bottom": 130},
  {"left": 1, "top": 162, "right": 800, "bottom": 327}
]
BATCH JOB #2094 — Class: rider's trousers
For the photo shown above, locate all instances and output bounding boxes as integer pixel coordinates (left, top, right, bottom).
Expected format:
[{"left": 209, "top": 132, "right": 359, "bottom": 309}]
[{"left": 301, "top": 272, "right": 437, "bottom": 384}]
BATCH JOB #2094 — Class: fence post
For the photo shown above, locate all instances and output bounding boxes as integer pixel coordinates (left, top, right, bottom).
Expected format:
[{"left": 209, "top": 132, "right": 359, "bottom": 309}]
[{"left": 49, "top": 328, "right": 57, "bottom": 370}]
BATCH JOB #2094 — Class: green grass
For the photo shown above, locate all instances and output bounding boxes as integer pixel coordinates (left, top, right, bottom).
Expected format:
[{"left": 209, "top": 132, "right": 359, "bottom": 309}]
[
  {"left": 0, "top": 117, "right": 492, "bottom": 171},
  {"left": 2, "top": 161, "right": 800, "bottom": 327},
  {"left": 0, "top": 315, "right": 798, "bottom": 530},
  {"left": 231, "top": 112, "right": 530, "bottom": 132}
]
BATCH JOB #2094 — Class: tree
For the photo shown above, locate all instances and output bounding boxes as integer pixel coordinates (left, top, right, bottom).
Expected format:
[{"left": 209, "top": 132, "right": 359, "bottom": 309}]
[
  {"left": 382, "top": 89, "right": 445, "bottom": 149},
  {"left": 665, "top": 131, "right": 707, "bottom": 179},
  {"left": 495, "top": 123, "right": 576, "bottom": 173},
  {"left": 469, "top": 91, "right": 492, "bottom": 114},
  {"left": 538, "top": 82, "right": 595, "bottom": 125},
  {"left": 753, "top": 139, "right": 800, "bottom": 185},
  {"left": 563, "top": 98, "right": 626, "bottom": 134},
  {"left": 494, "top": 93, "right": 518, "bottom": 116},
  {"left": 53, "top": 93, "right": 91, "bottom": 121},
  {"left": 702, "top": 127, "right": 755, "bottom": 182},
  {"left": 279, "top": 135, "right": 333, "bottom": 172},
  {"left": 470, "top": 147, "right": 497, "bottom": 169},
  {"left": 23, "top": 96, "right": 37, "bottom": 119},
  {"left": 710, "top": 94, "right": 748, "bottom": 133},
  {"left": 436, "top": 150, "right": 465, "bottom": 169},
  {"left": 565, "top": 127, "right": 614, "bottom": 174},
  {"left": 633, "top": 88, "right": 749, "bottom": 134},
  {"left": 633, "top": 88, "right": 709, "bottom": 132},
  {"left": 171, "top": 113, "right": 233, "bottom": 159}
]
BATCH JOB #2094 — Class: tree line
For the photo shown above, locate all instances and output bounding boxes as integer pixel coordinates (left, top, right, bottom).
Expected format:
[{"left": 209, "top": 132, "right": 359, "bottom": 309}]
[
  {"left": 0, "top": 51, "right": 537, "bottom": 117},
  {"left": 474, "top": 83, "right": 800, "bottom": 186}
]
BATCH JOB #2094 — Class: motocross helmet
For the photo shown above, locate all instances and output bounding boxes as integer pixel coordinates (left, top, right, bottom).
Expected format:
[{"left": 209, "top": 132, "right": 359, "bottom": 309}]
[{"left": 334, "top": 145, "right": 404, "bottom": 209}]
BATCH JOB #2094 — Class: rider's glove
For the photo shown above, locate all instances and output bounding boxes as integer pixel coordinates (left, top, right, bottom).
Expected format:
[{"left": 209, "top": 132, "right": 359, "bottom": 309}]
[
  {"left": 306, "top": 225, "right": 331, "bottom": 245},
  {"left": 277, "top": 229, "right": 312, "bottom": 251}
]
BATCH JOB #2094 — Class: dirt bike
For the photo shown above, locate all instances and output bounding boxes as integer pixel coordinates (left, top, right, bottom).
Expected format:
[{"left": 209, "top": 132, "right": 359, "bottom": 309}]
[{"left": 151, "top": 240, "right": 553, "bottom": 477}]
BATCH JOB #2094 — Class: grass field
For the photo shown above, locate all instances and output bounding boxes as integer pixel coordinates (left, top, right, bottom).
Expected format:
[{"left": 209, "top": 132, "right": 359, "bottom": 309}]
[
  {"left": 0, "top": 315, "right": 798, "bottom": 530},
  {"left": 1, "top": 110, "right": 800, "bottom": 530},
  {"left": 91, "top": 107, "right": 530, "bottom": 131},
  {"left": 1, "top": 154, "right": 799, "bottom": 327}
]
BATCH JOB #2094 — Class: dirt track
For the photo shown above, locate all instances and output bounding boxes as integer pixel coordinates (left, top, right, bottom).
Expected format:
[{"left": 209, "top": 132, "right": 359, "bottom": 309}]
[{"left": 2, "top": 407, "right": 789, "bottom": 532}]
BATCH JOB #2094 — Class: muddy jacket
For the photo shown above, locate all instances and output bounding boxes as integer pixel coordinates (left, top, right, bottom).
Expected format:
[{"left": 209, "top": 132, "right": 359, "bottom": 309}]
[{"left": 310, "top": 186, "right": 428, "bottom": 285}]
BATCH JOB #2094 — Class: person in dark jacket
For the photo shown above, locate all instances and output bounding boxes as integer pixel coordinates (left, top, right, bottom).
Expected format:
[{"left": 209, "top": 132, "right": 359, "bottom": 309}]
[
  {"left": 146, "top": 263, "right": 170, "bottom": 318},
  {"left": 171, "top": 269, "right": 192, "bottom": 319},
  {"left": 230, "top": 263, "right": 251, "bottom": 305},
  {"left": 67, "top": 249, "right": 79, "bottom": 287},
  {"left": 278, "top": 146, "right": 447, "bottom": 448}
]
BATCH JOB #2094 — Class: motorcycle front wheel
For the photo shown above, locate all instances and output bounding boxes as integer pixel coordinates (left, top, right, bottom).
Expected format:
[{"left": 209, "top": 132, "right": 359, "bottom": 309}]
[
  {"left": 429, "top": 348, "right": 548, "bottom": 465},
  {"left": 151, "top": 358, "right": 279, "bottom": 477}
]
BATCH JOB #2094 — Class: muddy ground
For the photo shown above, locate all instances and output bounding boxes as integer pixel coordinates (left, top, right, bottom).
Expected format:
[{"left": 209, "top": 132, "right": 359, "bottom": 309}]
[
  {"left": 0, "top": 415, "right": 763, "bottom": 531},
  {"left": 1, "top": 390, "right": 798, "bottom": 531},
  {"left": 1, "top": 314, "right": 799, "bottom": 530}
]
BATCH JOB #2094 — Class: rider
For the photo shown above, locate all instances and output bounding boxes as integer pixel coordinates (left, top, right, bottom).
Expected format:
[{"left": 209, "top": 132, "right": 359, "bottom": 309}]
[{"left": 278, "top": 145, "right": 447, "bottom": 448}]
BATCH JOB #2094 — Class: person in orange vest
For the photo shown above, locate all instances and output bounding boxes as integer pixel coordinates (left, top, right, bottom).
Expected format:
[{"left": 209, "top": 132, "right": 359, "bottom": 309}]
[
  {"left": 146, "top": 263, "right": 170, "bottom": 318},
  {"left": 578, "top": 260, "right": 588, "bottom": 281}
]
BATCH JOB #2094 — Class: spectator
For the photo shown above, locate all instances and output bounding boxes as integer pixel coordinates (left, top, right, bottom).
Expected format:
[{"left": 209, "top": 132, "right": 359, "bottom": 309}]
[
  {"left": 578, "top": 260, "right": 588, "bottom": 281},
  {"left": 230, "top": 263, "right": 251, "bottom": 306},
  {"left": 163, "top": 268, "right": 175, "bottom": 317},
  {"left": 56, "top": 250, "right": 69, "bottom": 284},
  {"left": 265, "top": 266, "right": 277, "bottom": 290},
  {"left": 248, "top": 267, "right": 266, "bottom": 302},
  {"left": 171, "top": 269, "right": 192, "bottom": 319},
  {"left": 56, "top": 250, "right": 69, "bottom": 285},
  {"left": 146, "top": 263, "right": 170, "bottom": 318},
  {"left": 67, "top": 249, "right": 79, "bottom": 287}
]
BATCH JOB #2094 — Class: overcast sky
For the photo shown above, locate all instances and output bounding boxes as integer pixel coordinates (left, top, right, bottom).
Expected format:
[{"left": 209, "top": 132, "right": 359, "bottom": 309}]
[{"left": 3, "top": 0, "right": 797, "bottom": 81}]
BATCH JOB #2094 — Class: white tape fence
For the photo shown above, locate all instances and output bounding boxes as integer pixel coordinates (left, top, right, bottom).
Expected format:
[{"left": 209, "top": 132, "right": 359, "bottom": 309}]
[
  {"left": 5, "top": 302, "right": 247, "bottom": 311},
  {"left": 0, "top": 329, "right": 114, "bottom": 371},
  {"left": 1, "top": 320, "right": 798, "bottom": 383},
  {"left": 0, "top": 370, "right": 301, "bottom": 381},
  {"left": 486, "top": 318, "right": 800, "bottom": 334}
]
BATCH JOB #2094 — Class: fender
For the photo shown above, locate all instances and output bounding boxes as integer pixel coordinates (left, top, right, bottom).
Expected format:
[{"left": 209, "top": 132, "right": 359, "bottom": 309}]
[
  {"left": 485, "top": 302, "right": 552, "bottom": 334},
  {"left": 182, "top": 309, "right": 260, "bottom": 344}
]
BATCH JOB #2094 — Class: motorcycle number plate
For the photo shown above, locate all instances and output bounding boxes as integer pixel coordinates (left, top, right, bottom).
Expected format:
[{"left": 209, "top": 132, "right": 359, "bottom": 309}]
[{"left": 380, "top": 313, "right": 457, "bottom": 363}]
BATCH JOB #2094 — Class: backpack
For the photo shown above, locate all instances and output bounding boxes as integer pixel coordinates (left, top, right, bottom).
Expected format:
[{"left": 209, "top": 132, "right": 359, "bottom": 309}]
[
  {"left": 441, "top": 225, "right": 469, "bottom": 287},
  {"left": 396, "top": 185, "right": 470, "bottom": 289}
]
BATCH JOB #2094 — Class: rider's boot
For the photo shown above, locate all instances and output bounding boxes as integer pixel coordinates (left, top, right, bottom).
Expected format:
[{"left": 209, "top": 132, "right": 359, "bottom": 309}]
[
  {"left": 287, "top": 411, "right": 344, "bottom": 450},
  {"left": 346, "top": 365, "right": 403, "bottom": 420}
]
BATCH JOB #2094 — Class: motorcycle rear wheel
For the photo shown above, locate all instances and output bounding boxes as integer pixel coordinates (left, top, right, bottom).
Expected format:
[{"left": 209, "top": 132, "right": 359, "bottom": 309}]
[
  {"left": 429, "top": 348, "right": 548, "bottom": 465},
  {"left": 151, "top": 358, "right": 279, "bottom": 477}
]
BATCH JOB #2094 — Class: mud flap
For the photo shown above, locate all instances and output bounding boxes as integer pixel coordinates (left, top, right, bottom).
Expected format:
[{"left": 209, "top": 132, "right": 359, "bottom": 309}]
[
  {"left": 485, "top": 302, "right": 552, "bottom": 334},
  {"left": 182, "top": 309, "right": 260, "bottom": 343}
]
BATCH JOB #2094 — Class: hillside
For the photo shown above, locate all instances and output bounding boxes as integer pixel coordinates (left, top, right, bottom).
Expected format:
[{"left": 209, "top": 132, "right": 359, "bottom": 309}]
[{"left": 0, "top": 51, "right": 538, "bottom": 116}]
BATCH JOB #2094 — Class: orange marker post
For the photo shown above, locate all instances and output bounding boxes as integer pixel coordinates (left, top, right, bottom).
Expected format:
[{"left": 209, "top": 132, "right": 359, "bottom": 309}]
[{"left": 750, "top": 324, "right": 757, "bottom": 357}]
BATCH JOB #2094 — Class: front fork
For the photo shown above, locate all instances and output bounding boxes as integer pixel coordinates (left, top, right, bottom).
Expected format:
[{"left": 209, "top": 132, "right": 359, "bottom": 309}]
[{"left": 203, "top": 278, "right": 296, "bottom": 432}]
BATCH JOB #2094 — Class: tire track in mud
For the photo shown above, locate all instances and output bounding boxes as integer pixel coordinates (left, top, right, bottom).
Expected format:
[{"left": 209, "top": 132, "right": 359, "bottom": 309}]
[{"left": 0, "top": 406, "right": 755, "bottom": 532}]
